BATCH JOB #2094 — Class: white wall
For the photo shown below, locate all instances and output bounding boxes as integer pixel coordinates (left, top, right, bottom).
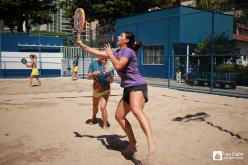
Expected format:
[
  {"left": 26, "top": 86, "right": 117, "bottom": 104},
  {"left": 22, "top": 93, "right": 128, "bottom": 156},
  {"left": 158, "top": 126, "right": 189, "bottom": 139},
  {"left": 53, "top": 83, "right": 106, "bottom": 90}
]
[{"left": 1, "top": 52, "right": 63, "bottom": 70}]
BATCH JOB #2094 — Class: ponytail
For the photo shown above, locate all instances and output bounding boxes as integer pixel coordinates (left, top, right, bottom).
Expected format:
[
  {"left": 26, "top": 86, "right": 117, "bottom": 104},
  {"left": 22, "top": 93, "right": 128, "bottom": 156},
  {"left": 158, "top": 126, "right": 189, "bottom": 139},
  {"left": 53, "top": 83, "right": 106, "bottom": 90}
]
[
  {"left": 132, "top": 41, "right": 142, "bottom": 51},
  {"left": 124, "top": 32, "right": 143, "bottom": 52}
]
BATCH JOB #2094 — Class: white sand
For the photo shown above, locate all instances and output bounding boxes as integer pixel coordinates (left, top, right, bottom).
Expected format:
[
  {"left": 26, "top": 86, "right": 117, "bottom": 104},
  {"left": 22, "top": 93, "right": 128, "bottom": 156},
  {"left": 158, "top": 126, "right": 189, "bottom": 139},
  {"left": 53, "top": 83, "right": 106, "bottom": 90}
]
[{"left": 0, "top": 77, "right": 247, "bottom": 165}]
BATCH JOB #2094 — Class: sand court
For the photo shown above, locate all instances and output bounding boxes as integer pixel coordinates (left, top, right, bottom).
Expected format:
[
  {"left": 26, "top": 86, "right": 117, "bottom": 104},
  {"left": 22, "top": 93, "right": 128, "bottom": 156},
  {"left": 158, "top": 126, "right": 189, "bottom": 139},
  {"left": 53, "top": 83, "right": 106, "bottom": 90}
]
[{"left": 0, "top": 77, "right": 247, "bottom": 165}]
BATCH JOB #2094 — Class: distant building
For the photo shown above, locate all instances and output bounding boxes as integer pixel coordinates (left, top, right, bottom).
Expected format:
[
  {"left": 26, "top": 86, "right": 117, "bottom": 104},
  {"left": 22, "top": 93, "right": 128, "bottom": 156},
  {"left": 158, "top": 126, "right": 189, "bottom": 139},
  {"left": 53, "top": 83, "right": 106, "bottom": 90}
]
[
  {"left": 34, "top": 6, "right": 98, "bottom": 42},
  {"left": 88, "top": 20, "right": 99, "bottom": 41},
  {"left": 45, "top": 8, "right": 72, "bottom": 34},
  {"left": 233, "top": 23, "right": 248, "bottom": 66}
]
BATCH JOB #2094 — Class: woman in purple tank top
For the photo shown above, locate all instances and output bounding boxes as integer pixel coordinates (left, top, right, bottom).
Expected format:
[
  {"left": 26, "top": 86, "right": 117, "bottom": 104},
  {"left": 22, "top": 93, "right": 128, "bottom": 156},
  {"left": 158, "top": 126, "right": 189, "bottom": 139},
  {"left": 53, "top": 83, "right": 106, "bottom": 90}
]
[{"left": 76, "top": 32, "right": 155, "bottom": 156}]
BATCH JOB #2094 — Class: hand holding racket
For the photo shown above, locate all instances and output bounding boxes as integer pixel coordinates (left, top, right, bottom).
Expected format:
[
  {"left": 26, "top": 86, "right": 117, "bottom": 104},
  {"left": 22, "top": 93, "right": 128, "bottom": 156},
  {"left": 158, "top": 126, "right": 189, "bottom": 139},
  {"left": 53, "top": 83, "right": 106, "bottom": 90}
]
[{"left": 74, "top": 8, "right": 85, "bottom": 41}]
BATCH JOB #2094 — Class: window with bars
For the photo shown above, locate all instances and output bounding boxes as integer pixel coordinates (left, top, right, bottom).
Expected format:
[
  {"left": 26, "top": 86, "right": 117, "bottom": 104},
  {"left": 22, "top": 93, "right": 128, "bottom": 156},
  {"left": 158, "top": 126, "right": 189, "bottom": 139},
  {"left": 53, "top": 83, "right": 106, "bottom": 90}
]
[{"left": 143, "top": 45, "right": 164, "bottom": 65}]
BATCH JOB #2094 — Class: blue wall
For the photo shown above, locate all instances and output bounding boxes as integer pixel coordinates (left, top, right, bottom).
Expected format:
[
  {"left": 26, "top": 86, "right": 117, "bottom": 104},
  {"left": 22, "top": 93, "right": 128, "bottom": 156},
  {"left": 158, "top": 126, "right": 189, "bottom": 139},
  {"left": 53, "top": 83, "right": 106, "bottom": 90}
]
[
  {"left": 179, "top": 7, "right": 233, "bottom": 43},
  {"left": 1, "top": 69, "right": 61, "bottom": 78},
  {"left": 116, "top": 6, "right": 233, "bottom": 79},
  {"left": 0, "top": 34, "right": 63, "bottom": 52}
]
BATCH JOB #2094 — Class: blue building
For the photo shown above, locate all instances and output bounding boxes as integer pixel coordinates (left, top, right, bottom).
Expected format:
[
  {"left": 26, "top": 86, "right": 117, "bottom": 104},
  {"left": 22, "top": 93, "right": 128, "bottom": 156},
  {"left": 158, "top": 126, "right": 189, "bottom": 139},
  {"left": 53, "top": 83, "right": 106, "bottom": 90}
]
[{"left": 116, "top": 6, "right": 233, "bottom": 79}]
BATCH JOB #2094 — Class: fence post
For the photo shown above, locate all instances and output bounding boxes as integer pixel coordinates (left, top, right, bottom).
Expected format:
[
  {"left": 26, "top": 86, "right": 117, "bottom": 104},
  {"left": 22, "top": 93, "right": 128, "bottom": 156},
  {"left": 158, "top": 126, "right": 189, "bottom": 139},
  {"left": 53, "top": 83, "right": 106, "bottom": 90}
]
[
  {"left": 90, "top": 30, "right": 93, "bottom": 47},
  {"left": 82, "top": 49, "right": 85, "bottom": 78},
  {"left": 186, "top": 44, "right": 189, "bottom": 73},
  {"left": 0, "top": 34, "right": 2, "bottom": 78},
  {"left": 38, "top": 29, "right": 42, "bottom": 77},
  {"left": 109, "top": 27, "right": 112, "bottom": 46},
  {"left": 167, "top": 18, "right": 171, "bottom": 88},
  {"left": 210, "top": 12, "right": 215, "bottom": 92}
]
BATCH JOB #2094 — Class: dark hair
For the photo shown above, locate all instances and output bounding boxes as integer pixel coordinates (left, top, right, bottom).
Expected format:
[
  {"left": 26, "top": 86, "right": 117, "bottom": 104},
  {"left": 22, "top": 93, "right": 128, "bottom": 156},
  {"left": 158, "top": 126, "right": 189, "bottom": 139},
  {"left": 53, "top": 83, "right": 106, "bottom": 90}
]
[
  {"left": 74, "top": 54, "right": 79, "bottom": 59},
  {"left": 124, "top": 32, "right": 142, "bottom": 52},
  {"left": 29, "top": 54, "right": 37, "bottom": 59}
]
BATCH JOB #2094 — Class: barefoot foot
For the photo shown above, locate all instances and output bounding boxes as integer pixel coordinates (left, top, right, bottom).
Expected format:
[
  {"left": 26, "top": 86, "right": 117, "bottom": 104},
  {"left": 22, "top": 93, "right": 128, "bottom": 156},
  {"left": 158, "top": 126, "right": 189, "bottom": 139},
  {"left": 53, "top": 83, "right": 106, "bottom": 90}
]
[{"left": 122, "top": 142, "right": 137, "bottom": 155}]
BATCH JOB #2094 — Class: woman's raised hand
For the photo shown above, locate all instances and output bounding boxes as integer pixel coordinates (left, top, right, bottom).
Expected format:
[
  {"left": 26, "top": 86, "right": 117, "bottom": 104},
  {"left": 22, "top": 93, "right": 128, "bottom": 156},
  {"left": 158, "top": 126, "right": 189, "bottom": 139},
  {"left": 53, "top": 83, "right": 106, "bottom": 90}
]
[
  {"left": 104, "top": 43, "right": 112, "bottom": 57},
  {"left": 75, "top": 39, "right": 83, "bottom": 47}
]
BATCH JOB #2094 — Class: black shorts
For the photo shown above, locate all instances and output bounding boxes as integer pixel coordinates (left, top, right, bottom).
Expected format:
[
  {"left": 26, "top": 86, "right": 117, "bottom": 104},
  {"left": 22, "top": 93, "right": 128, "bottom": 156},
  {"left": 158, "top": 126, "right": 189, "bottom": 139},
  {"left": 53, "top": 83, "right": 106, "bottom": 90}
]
[{"left": 123, "top": 84, "right": 148, "bottom": 105}]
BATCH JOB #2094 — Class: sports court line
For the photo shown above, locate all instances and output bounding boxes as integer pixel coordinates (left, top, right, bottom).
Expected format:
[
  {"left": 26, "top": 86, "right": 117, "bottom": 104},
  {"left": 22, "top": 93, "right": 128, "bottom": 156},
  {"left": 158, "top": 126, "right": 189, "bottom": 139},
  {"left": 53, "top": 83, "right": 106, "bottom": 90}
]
[
  {"left": 30, "top": 94, "right": 122, "bottom": 100},
  {"left": 147, "top": 83, "right": 248, "bottom": 99},
  {"left": 162, "top": 94, "right": 248, "bottom": 109},
  {"left": 162, "top": 94, "right": 232, "bottom": 106}
]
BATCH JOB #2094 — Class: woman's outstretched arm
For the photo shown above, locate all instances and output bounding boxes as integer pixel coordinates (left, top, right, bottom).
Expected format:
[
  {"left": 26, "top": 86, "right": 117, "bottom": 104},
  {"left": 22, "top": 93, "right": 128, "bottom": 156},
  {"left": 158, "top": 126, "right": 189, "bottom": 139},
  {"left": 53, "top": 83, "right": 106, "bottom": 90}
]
[{"left": 76, "top": 40, "right": 108, "bottom": 58}]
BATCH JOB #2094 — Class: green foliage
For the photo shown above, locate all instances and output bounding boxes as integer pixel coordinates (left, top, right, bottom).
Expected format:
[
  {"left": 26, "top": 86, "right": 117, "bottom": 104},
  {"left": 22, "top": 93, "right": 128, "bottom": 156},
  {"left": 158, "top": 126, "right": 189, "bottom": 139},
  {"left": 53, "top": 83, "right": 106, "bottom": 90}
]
[
  {"left": 30, "top": 30, "right": 90, "bottom": 46},
  {"left": 60, "top": 0, "right": 166, "bottom": 27},
  {"left": 30, "top": 30, "right": 60, "bottom": 36},
  {"left": 0, "top": 0, "right": 57, "bottom": 33},
  {"left": 194, "top": 33, "right": 240, "bottom": 71},
  {"left": 216, "top": 64, "right": 248, "bottom": 86},
  {"left": 195, "top": 33, "right": 240, "bottom": 55},
  {"left": 216, "top": 64, "right": 236, "bottom": 72},
  {"left": 31, "top": 30, "right": 67, "bottom": 46},
  {"left": 194, "top": 0, "right": 248, "bottom": 11},
  {"left": 194, "top": 0, "right": 221, "bottom": 10},
  {"left": 233, "top": 9, "right": 248, "bottom": 30},
  {"left": 236, "top": 65, "right": 248, "bottom": 86},
  {"left": 194, "top": 0, "right": 248, "bottom": 30},
  {"left": 217, "top": 0, "right": 248, "bottom": 11}
]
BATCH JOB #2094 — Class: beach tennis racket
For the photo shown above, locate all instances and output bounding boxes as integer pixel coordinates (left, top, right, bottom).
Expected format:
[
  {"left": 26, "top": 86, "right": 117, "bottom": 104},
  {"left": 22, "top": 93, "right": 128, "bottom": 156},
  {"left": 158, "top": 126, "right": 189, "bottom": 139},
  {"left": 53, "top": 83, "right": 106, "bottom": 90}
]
[
  {"left": 104, "top": 60, "right": 114, "bottom": 72},
  {"left": 74, "top": 8, "right": 85, "bottom": 41},
  {"left": 21, "top": 58, "right": 27, "bottom": 64}
]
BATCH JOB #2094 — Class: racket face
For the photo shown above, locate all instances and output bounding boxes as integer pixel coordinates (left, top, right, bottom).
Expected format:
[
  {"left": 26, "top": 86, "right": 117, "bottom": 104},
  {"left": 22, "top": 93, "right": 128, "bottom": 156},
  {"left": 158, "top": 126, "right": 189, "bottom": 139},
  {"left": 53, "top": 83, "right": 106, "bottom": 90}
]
[
  {"left": 74, "top": 8, "right": 85, "bottom": 34},
  {"left": 21, "top": 58, "right": 27, "bottom": 64}
]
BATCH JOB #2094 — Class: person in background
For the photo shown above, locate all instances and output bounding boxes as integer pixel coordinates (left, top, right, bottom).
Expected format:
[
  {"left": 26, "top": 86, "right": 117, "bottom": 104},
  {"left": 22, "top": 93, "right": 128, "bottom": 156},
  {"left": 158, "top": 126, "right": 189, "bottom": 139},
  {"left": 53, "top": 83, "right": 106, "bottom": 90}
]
[
  {"left": 25, "top": 54, "right": 41, "bottom": 87},
  {"left": 88, "top": 57, "right": 114, "bottom": 129},
  {"left": 72, "top": 54, "right": 79, "bottom": 80}
]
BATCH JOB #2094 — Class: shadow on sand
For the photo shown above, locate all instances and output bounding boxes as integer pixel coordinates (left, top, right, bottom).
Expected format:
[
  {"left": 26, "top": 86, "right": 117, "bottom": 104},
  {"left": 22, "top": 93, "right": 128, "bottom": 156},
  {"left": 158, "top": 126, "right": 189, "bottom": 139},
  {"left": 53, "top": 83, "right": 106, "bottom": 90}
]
[
  {"left": 85, "top": 118, "right": 110, "bottom": 129},
  {"left": 173, "top": 112, "right": 248, "bottom": 142},
  {"left": 73, "top": 132, "right": 143, "bottom": 165}
]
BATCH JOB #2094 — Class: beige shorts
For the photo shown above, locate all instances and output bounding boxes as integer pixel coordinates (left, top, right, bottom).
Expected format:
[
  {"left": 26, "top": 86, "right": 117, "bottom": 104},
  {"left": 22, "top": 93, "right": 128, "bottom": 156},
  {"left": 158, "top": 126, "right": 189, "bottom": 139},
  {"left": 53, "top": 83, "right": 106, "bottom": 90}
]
[{"left": 93, "top": 89, "right": 110, "bottom": 98}]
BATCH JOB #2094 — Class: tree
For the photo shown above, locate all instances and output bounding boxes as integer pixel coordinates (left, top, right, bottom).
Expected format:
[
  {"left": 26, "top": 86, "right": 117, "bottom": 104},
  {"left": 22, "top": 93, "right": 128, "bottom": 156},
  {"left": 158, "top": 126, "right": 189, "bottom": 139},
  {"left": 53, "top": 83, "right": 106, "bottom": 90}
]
[
  {"left": 161, "top": 0, "right": 181, "bottom": 8},
  {"left": 0, "top": 0, "right": 57, "bottom": 33},
  {"left": 193, "top": 0, "right": 248, "bottom": 33},
  {"left": 194, "top": 0, "right": 248, "bottom": 15},
  {"left": 60, "top": 0, "right": 166, "bottom": 28},
  {"left": 217, "top": 0, "right": 248, "bottom": 11},
  {"left": 226, "top": 0, "right": 248, "bottom": 27},
  {"left": 0, "top": 0, "right": 16, "bottom": 33},
  {"left": 194, "top": 0, "right": 222, "bottom": 11},
  {"left": 195, "top": 33, "right": 240, "bottom": 70}
]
